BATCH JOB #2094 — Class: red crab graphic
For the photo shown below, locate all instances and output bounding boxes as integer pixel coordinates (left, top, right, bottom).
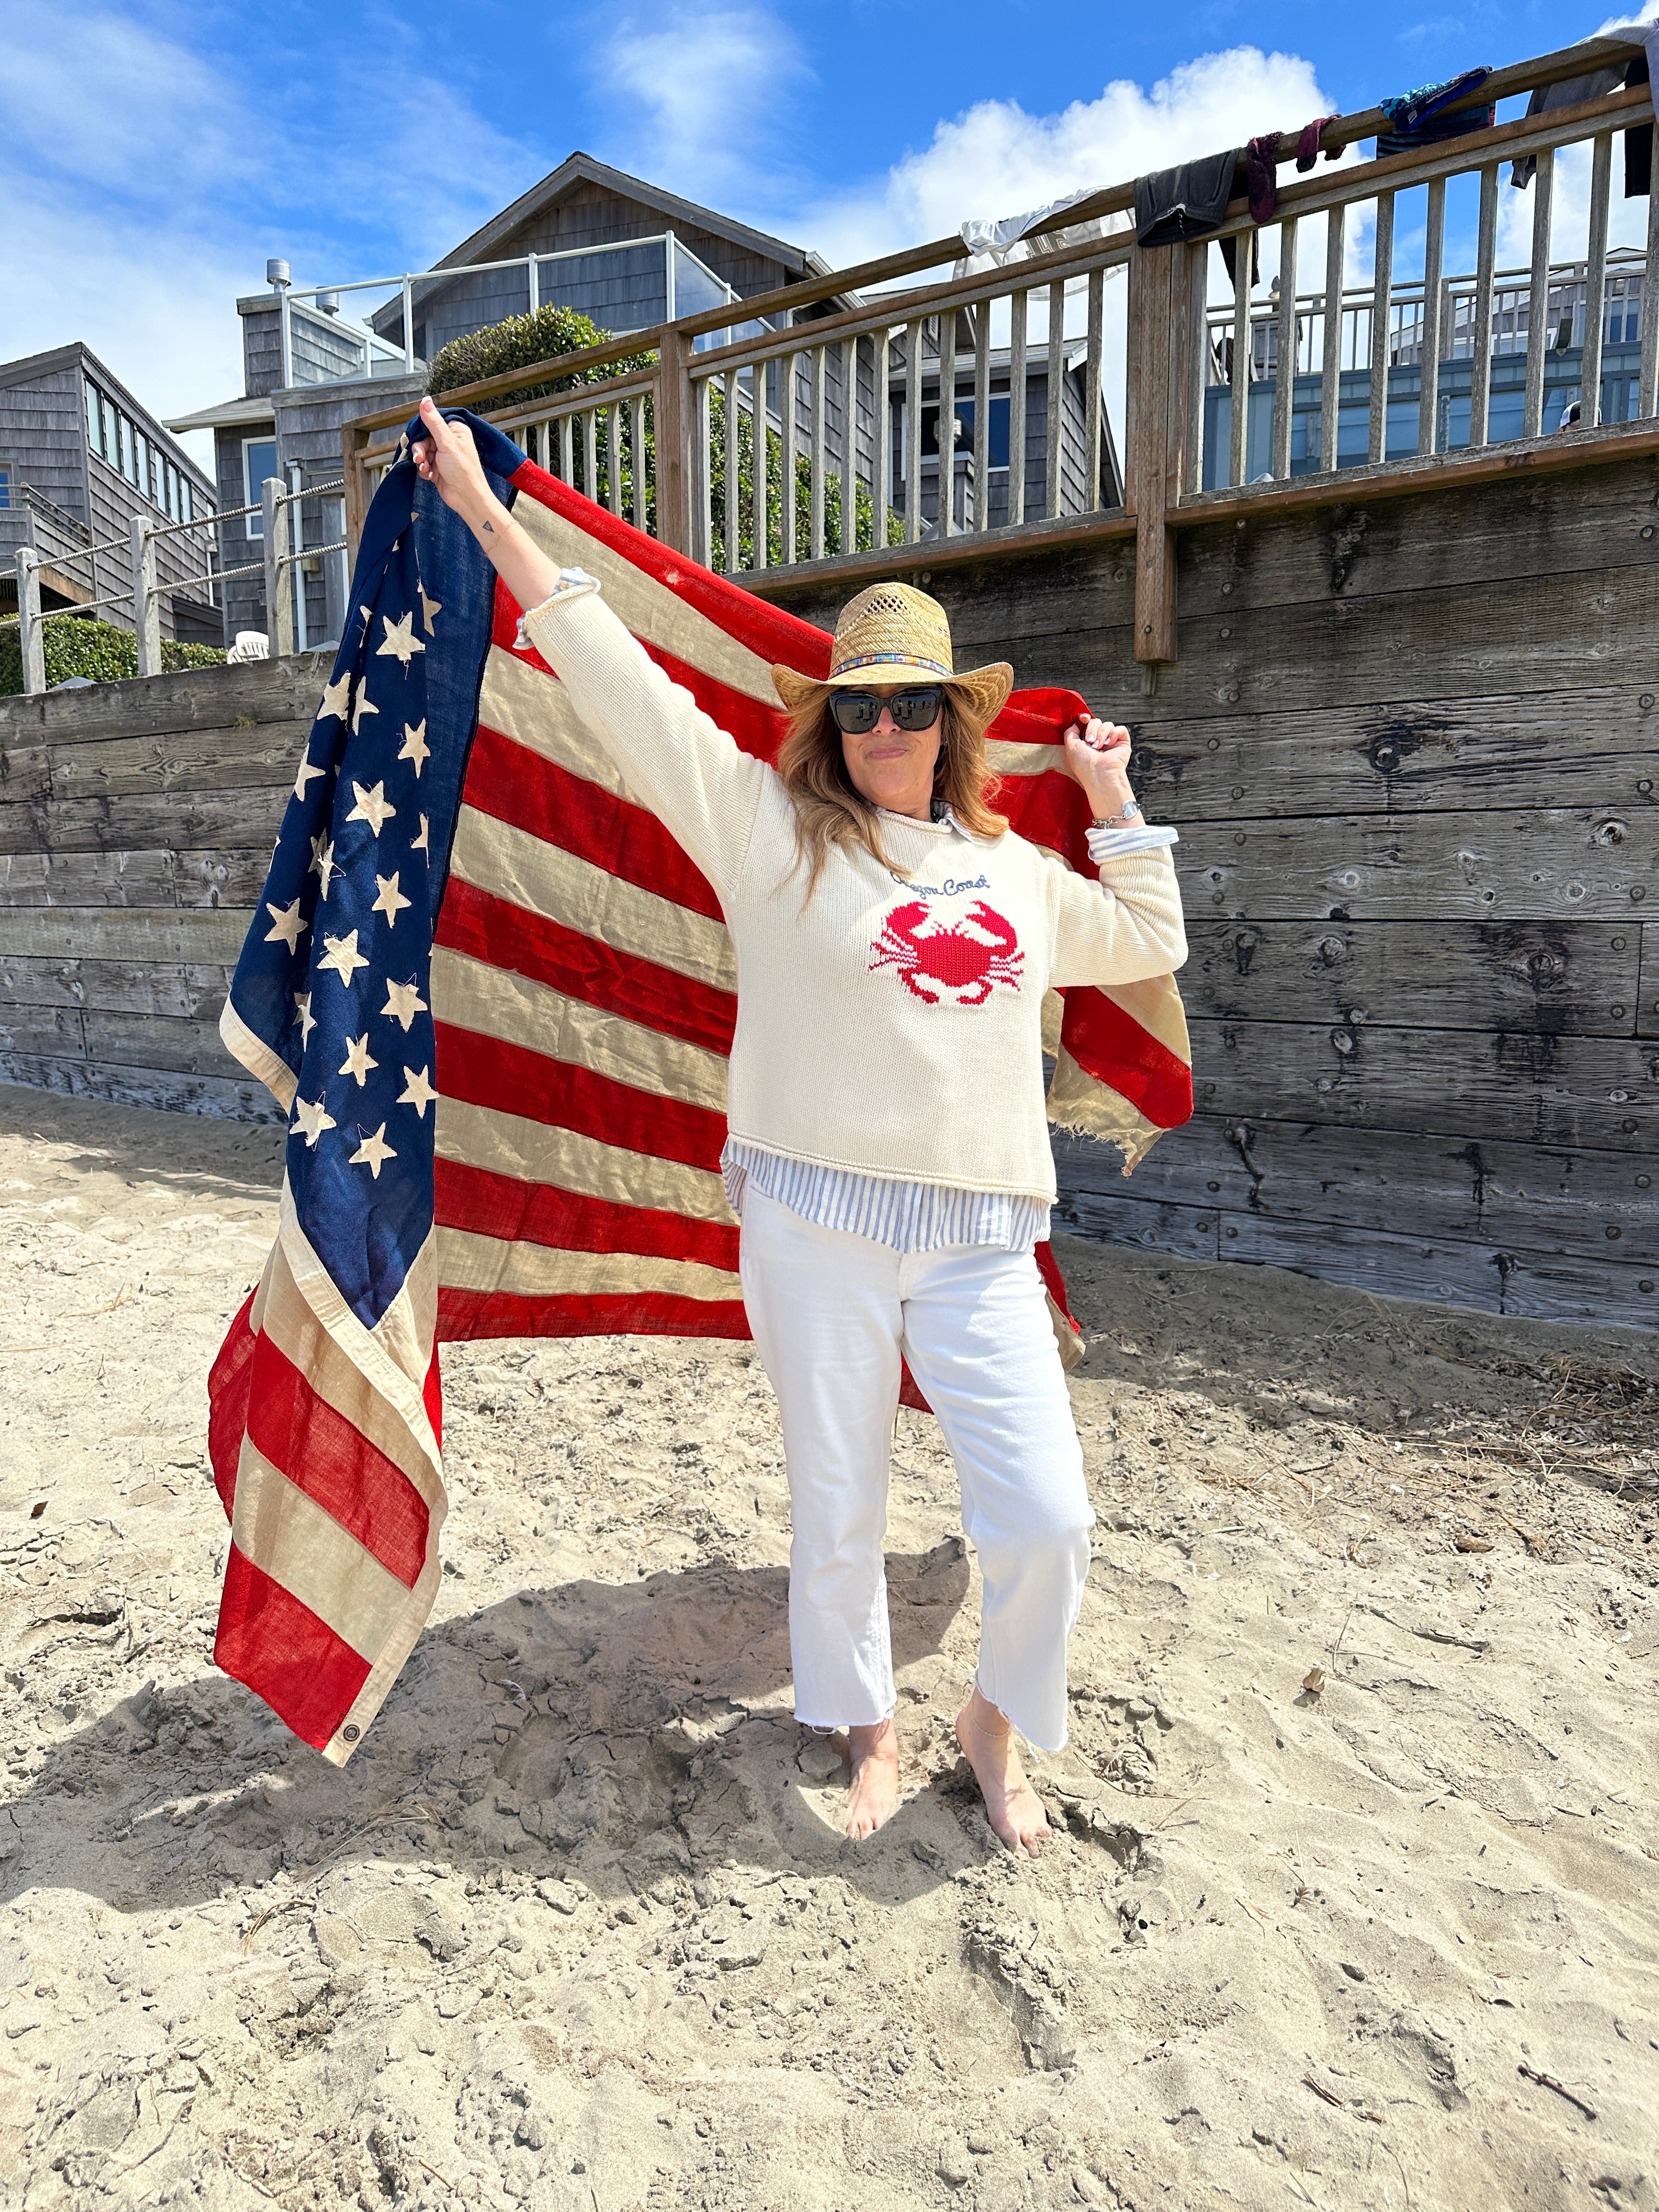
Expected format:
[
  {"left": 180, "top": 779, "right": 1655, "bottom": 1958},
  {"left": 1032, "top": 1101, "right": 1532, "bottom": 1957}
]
[{"left": 868, "top": 900, "right": 1024, "bottom": 1007}]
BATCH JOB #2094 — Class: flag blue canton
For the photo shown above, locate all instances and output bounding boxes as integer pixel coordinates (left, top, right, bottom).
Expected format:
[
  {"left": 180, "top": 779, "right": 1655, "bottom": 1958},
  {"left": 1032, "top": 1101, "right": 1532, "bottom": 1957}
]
[{"left": 225, "top": 415, "right": 527, "bottom": 1329}]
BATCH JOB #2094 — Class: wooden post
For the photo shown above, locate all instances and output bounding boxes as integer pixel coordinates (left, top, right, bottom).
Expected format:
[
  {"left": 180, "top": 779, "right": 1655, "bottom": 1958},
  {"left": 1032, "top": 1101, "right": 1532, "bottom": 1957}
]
[
  {"left": 262, "top": 478, "right": 294, "bottom": 658},
  {"left": 15, "top": 549, "right": 45, "bottom": 696},
  {"left": 342, "top": 419, "right": 369, "bottom": 567},
  {"left": 129, "top": 515, "right": 161, "bottom": 678},
  {"left": 1128, "top": 242, "right": 1182, "bottom": 683},
  {"left": 653, "top": 327, "right": 697, "bottom": 554}
]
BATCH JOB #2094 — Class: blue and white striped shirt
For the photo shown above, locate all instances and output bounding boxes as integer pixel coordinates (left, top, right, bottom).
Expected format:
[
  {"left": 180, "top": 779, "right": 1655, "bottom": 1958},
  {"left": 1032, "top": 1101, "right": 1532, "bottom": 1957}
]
[{"left": 721, "top": 806, "right": 1178, "bottom": 1255}]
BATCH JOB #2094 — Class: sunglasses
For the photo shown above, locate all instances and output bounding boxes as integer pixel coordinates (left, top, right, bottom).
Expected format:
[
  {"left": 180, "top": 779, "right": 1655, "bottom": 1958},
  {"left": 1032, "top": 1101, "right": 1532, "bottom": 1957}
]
[{"left": 830, "top": 686, "right": 944, "bottom": 736}]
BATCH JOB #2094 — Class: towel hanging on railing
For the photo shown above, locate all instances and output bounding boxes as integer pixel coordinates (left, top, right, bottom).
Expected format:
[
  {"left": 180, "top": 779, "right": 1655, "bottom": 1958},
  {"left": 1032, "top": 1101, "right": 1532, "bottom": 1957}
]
[
  {"left": 1375, "top": 68, "right": 1494, "bottom": 156},
  {"left": 953, "top": 194, "right": 1129, "bottom": 278},
  {"left": 1133, "top": 152, "right": 1259, "bottom": 287},
  {"left": 1246, "top": 134, "right": 1281, "bottom": 223},
  {"left": 1295, "top": 115, "right": 1344, "bottom": 170}
]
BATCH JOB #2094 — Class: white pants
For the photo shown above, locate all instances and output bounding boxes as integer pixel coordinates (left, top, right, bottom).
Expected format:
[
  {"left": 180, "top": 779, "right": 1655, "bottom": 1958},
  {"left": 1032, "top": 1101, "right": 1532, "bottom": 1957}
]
[{"left": 738, "top": 1183, "right": 1093, "bottom": 1751}]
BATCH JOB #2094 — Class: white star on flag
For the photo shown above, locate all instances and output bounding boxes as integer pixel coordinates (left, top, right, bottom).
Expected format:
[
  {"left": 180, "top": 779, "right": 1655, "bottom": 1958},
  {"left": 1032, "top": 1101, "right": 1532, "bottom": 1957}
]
[
  {"left": 352, "top": 687, "right": 380, "bottom": 736},
  {"left": 398, "top": 720, "right": 430, "bottom": 777},
  {"left": 417, "top": 584, "right": 442, "bottom": 633},
  {"left": 398, "top": 1064, "right": 438, "bottom": 1118},
  {"left": 350, "top": 1124, "right": 397, "bottom": 1179},
  {"left": 264, "top": 898, "right": 307, "bottom": 951},
  {"left": 382, "top": 978, "right": 428, "bottom": 1031},
  {"left": 339, "top": 1032, "right": 378, "bottom": 1086},
  {"left": 294, "top": 754, "right": 327, "bottom": 802},
  {"left": 372, "top": 871, "right": 411, "bottom": 926},
  {"left": 317, "top": 671, "right": 353, "bottom": 723},
  {"left": 347, "top": 780, "right": 397, "bottom": 834},
  {"left": 412, "top": 815, "right": 430, "bottom": 855},
  {"left": 378, "top": 611, "right": 426, "bottom": 666},
  {"left": 309, "top": 833, "right": 336, "bottom": 898},
  {"left": 319, "top": 929, "right": 370, "bottom": 986},
  {"left": 293, "top": 990, "right": 315, "bottom": 1044},
  {"left": 291, "top": 1094, "right": 336, "bottom": 1147}
]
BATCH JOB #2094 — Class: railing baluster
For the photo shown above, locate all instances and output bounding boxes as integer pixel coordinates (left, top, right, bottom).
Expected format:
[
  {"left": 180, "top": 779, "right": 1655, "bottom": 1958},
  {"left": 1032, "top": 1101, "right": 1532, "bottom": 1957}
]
[
  {"left": 781, "top": 352, "right": 798, "bottom": 563},
  {"left": 1229, "top": 242, "right": 1250, "bottom": 487},
  {"left": 839, "top": 337, "right": 856, "bottom": 556},
  {"left": 810, "top": 344, "right": 827, "bottom": 559},
  {"left": 1582, "top": 131, "right": 1613, "bottom": 428},
  {"left": 1045, "top": 277, "right": 1065, "bottom": 518},
  {"left": 1320, "top": 206, "right": 1344, "bottom": 473},
  {"left": 583, "top": 408, "right": 598, "bottom": 503},
  {"left": 559, "top": 415, "right": 574, "bottom": 486},
  {"left": 939, "top": 309, "right": 957, "bottom": 537},
  {"left": 1185, "top": 245, "right": 1208, "bottom": 496},
  {"left": 1085, "top": 265, "right": 1105, "bottom": 512},
  {"left": 1009, "top": 289, "right": 1028, "bottom": 526},
  {"left": 873, "top": 331, "right": 892, "bottom": 550},
  {"left": 631, "top": 396, "right": 647, "bottom": 532},
  {"left": 749, "top": 364, "right": 769, "bottom": 572},
  {"left": 694, "top": 376, "right": 713, "bottom": 566},
  {"left": 904, "top": 318, "right": 924, "bottom": 545},
  {"left": 1272, "top": 217, "right": 1299, "bottom": 482},
  {"left": 724, "top": 366, "right": 740, "bottom": 574},
  {"left": 1641, "top": 174, "right": 1659, "bottom": 419},
  {"left": 972, "top": 300, "right": 991, "bottom": 531},
  {"left": 1522, "top": 150, "right": 1554, "bottom": 441},
  {"left": 1470, "top": 163, "right": 1499, "bottom": 447},
  {"left": 1418, "top": 178, "right": 1446, "bottom": 455},
  {"left": 607, "top": 404, "right": 624, "bottom": 518},
  {"left": 1368, "top": 191, "right": 1395, "bottom": 466}
]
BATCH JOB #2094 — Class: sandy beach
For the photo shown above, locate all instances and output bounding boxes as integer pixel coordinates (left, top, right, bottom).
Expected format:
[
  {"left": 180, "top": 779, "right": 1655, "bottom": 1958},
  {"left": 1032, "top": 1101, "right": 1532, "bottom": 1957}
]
[{"left": 1, "top": 1081, "right": 1656, "bottom": 2212}]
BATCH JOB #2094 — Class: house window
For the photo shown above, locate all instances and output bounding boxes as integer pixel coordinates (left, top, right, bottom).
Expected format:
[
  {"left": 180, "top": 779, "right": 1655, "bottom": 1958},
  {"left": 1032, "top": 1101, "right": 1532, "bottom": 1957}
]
[
  {"left": 0, "top": 466, "right": 10, "bottom": 510},
  {"left": 921, "top": 396, "right": 1011, "bottom": 470},
  {"left": 244, "top": 437, "right": 279, "bottom": 535},
  {"left": 84, "top": 376, "right": 106, "bottom": 461}
]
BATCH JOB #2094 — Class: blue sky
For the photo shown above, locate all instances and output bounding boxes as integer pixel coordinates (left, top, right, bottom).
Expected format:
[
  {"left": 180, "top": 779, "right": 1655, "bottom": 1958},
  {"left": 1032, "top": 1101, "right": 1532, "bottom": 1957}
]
[{"left": 0, "top": 0, "right": 1641, "bottom": 471}]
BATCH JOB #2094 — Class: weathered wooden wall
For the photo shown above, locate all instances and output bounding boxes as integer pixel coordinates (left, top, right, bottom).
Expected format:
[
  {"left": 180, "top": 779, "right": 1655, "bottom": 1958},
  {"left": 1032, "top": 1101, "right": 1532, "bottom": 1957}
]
[
  {"left": 2, "top": 453, "right": 1655, "bottom": 1330},
  {"left": 0, "top": 653, "right": 330, "bottom": 1122},
  {"left": 766, "top": 452, "right": 1659, "bottom": 1330}
]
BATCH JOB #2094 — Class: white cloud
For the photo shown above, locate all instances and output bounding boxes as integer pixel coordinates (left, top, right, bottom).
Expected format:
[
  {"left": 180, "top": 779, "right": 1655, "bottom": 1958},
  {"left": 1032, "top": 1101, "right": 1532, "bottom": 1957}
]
[{"left": 592, "top": 6, "right": 810, "bottom": 200}]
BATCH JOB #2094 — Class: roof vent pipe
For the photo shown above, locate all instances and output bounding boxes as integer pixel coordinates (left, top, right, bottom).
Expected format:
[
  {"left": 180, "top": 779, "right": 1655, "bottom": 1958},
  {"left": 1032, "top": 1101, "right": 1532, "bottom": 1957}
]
[
  {"left": 267, "top": 258, "right": 292, "bottom": 291},
  {"left": 315, "top": 290, "right": 340, "bottom": 315}
]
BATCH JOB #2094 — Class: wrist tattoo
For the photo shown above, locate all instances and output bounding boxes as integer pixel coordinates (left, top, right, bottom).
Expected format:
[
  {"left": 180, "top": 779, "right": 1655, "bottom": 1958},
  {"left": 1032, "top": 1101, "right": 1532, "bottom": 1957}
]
[{"left": 479, "top": 518, "right": 495, "bottom": 535}]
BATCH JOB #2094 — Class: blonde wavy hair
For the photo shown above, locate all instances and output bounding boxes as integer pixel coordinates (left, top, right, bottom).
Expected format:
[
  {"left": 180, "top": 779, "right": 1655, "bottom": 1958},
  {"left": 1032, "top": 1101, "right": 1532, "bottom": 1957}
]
[{"left": 776, "top": 691, "right": 1008, "bottom": 899}]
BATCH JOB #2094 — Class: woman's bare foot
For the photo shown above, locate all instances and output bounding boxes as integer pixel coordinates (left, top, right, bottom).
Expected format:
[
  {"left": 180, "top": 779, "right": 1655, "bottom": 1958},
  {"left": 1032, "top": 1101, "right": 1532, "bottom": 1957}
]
[
  {"left": 844, "top": 1718, "right": 900, "bottom": 1840},
  {"left": 955, "top": 1688, "right": 1052, "bottom": 1856}
]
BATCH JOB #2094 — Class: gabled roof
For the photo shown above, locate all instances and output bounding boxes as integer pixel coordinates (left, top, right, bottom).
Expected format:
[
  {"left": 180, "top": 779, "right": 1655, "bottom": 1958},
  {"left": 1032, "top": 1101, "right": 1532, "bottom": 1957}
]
[
  {"left": 436, "top": 151, "right": 834, "bottom": 287},
  {"left": 0, "top": 341, "right": 217, "bottom": 494}
]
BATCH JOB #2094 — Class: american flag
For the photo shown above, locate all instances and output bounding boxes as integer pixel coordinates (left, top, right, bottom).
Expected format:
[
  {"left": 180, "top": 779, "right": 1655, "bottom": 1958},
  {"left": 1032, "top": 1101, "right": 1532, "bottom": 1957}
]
[{"left": 208, "top": 410, "right": 1193, "bottom": 1761}]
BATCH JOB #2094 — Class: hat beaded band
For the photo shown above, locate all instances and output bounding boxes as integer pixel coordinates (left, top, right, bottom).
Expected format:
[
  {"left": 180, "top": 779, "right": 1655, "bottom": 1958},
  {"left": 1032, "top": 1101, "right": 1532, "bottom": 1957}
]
[{"left": 833, "top": 650, "right": 952, "bottom": 678}]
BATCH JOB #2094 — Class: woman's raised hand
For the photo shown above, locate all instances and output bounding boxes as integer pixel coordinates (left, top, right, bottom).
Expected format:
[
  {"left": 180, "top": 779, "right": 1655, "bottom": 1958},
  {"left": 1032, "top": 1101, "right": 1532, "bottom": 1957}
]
[
  {"left": 1061, "top": 715, "right": 1136, "bottom": 819},
  {"left": 410, "top": 396, "right": 492, "bottom": 521}
]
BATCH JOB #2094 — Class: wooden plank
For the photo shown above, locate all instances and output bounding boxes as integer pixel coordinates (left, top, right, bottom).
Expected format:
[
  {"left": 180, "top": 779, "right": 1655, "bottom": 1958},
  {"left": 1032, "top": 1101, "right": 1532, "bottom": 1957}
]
[
  {"left": 0, "top": 655, "right": 330, "bottom": 746},
  {"left": 0, "top": 748, "right": 52, "bottom": 806},
  {"left": 1217, "top": 1213, "right": 1658, "bottom": 1331},
  {"left": 0, "top": 907, "right": 253, "bottom": 963},
  {"left": 81, "top": 1011, "right": 244, "bottom": 1077},
  {"left": 1129, "top": 246, "right": 1179, "bottom": 668},
  {"left": 1047, "top": 1189, "right": 1220, "bottom": 1263},
  {"left": 1271, "top": 216, "right": 1297, "bottom": 483},
  {"left": 1469, "top": 165, "right": 1498, "bottom": 448},
  {"left": 0, "top": 1008, "right": 85, "bottom": 1060},
  {"left": 15, "top": 724, "right": 308, "bottom": 805},
  {"left": 1642, "top": 922, "right": 1659, "bottom": 1039},
  {"left": 1367, "top": 190, "right": 1394, "bottom": 468},
  {"left": 1418, "top": 179, "right": 1444, "bottom": 458},
  {"left": 1188, "top": 1015, "right": 1659, "bottom": 1152},
  {"left": 1008, "top": 291, "right": 1028, "bottom": 529},
  {"left": 1319, "top": 206, "right": 1344, "bottom": 477},
  {"left": 0, "top": 1052, "right": 284, "bottom": 1125},
  {"left": 1178, "top": 917, "right": 1640, "bottom": 1035},
  {"left": 1522, "top": 148, "right": 1554, "bottom": 443},
  {"left": 1128, "top": 687, "right": 1657, "bottom": 822},
  {"left": 1, "top": 849, "right": 178, "bottom": 907},
  {"left": 1582, "top": 131, "right": 1613, "bottom": 429},
  {"left": 1176, "top": 806, "right": 1654, "bottom": 923},
  {"left": 0, "top": 956, "right": 230, "bottom": 1020},
  {"left": 1058, "top": 1114, "right": 1659, "bottom": 1267},
  {"left": 0, "top": 787, "right": 290, "bottom": 857}
]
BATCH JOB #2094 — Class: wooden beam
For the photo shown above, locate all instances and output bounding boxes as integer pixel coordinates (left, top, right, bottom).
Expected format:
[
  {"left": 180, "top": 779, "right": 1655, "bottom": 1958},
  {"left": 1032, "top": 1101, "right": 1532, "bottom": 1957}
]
[{"left": 1127, "top": 244, "right": 1181, "bottom": 674}]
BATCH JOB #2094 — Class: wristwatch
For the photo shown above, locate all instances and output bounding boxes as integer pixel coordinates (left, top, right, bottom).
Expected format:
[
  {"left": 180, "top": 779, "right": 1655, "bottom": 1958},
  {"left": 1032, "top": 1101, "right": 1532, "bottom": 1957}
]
[{"left": 1092, "top": 799, "right": 1142, "bottom": 828}]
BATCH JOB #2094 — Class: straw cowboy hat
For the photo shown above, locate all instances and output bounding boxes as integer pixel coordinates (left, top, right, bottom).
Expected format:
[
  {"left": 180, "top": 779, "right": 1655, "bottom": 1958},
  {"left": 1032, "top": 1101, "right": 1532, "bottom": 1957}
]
[{"left": 771, "top": 581, "right": 1014, "bottom": 724}]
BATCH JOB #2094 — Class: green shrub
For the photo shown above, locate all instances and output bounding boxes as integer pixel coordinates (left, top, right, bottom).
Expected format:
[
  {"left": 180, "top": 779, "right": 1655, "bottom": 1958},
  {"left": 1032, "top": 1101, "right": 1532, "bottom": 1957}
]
[
  {"left": 428, "top": 304, "right": 653, "bottom": 408},
  {"left": 0, "top": 613, "right": 226, "bottom": 697}
]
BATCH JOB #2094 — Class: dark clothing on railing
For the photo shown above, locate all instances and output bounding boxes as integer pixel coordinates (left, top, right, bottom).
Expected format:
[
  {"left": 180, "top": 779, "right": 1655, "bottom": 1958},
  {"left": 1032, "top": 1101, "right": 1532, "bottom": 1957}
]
[
  {"left": 1247, "top": 135, "right": 1280, "bottom": 224},
  {"left": 1295, "top": 116, "right": 1342, "bottom": 170},
  {"left": 1376, "top": 69, "right": 1493, "bottom": 156},
  {"left": 1133, "top": 151, "right": 1257, "bottom": 287},
  {"left": 1510, "top": 33, "right": 1659, "bottom": 198}
]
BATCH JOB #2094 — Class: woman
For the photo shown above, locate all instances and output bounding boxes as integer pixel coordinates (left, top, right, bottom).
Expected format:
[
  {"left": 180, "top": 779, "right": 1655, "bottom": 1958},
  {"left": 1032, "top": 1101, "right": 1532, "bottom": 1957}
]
[{"left": 411, "top": 396, "right": 1187, "bottom": 1855}]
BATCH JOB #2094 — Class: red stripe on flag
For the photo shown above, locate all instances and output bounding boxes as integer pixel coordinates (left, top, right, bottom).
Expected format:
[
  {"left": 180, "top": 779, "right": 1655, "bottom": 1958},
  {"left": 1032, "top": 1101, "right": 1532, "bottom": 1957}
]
[
  {"left": 244, "top": 1335, "right": 430, "bottom": 1590},
  {"left": 435, "top": 1019, "right": 729, "bottom": 1172},
  {"left": 1059, "top": 988, "right": 1193, "bottom": 1129},
  {"left": 464, "top": 721, "right": 724, "bottom": 921},
  {"left": 438, "top": 1285, "right": 751, "bottom": 1342},
  {"left": 435, "top": 876, "right": 736, "bottom": 1058},
  {"left": 208, "top": 1290, "right": 257, "bottom": 1518},
  {"left": 435, "top": 1157, "right": 738, "bottom": 1271},
  {"left": 214, "top": 1542, "right": 371, "bottom": 1753}
]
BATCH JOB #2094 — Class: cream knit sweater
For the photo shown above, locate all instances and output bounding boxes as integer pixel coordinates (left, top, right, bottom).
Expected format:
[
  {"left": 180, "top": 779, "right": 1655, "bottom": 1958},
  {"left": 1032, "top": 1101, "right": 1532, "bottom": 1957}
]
[{"left": 522, "top": 579, "right": 1188, "bottom": 1204}]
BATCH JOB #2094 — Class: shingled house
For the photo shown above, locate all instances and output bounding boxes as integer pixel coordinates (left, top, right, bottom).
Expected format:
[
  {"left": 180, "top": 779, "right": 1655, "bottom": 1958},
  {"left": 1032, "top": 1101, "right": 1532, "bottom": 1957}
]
[{"left": 166, "top": 155, "right": 853, "bottom": 650}]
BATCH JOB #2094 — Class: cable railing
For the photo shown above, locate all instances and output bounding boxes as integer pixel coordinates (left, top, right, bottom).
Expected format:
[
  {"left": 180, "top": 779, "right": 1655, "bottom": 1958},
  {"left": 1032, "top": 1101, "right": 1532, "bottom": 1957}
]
[{"left": 5, "top": 475, "right": 343, "bottom": 693}]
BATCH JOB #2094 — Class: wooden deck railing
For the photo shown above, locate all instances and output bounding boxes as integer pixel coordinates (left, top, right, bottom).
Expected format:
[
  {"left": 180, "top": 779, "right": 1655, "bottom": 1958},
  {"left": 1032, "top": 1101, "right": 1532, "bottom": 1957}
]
[{"left": 343, "top": 30, "right": 1659, "bottom": 684}]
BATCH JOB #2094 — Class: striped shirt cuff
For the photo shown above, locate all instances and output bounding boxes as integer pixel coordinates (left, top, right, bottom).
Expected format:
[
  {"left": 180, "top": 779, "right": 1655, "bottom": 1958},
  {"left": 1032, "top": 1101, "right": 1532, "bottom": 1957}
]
[{"left": 1086, "top": 822, "right": 1180, "bottom": 862}]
